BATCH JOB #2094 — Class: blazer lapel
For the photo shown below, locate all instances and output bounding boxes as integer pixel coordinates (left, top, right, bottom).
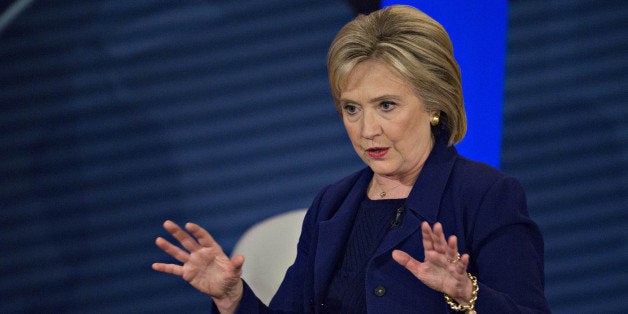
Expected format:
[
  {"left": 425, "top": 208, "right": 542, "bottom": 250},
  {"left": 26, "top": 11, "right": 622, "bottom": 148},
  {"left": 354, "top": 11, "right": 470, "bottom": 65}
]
[
  {"left": 405, "top": 142, "right": 456, "bottom": 222},
  {"left": 373, "top": 207, "right": 423, "bottom": 257},
  {"left": 313, "top": 170, "right": 371, "bottom": 300}
]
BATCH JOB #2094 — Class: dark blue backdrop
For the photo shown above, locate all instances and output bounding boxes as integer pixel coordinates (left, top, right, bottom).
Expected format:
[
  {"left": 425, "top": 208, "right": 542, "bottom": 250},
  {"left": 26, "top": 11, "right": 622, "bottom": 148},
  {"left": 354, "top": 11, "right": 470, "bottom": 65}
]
[{"left": 1, "top": 0, "right": 626, "bottom": 313}]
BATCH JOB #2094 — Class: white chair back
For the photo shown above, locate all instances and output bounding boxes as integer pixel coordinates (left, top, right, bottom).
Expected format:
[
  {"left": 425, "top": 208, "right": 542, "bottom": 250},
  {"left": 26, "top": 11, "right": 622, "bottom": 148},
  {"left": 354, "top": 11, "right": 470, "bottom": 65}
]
[{"left": 231, "top": 208, "right": 307, "bottom": 305}]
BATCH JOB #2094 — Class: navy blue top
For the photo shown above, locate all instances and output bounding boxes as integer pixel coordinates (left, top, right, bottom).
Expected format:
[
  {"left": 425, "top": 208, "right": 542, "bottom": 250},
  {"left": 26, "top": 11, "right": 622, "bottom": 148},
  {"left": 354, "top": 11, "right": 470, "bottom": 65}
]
[{"left": 325, "top": 197, "right": 405, "bottom": 313}]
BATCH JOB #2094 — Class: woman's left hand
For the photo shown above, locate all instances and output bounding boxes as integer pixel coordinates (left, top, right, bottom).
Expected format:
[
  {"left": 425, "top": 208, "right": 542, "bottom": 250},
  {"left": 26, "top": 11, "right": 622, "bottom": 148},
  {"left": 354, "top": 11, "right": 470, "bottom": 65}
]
[{"left": 392, "top": 221, "right": 473, "bottom": 305}]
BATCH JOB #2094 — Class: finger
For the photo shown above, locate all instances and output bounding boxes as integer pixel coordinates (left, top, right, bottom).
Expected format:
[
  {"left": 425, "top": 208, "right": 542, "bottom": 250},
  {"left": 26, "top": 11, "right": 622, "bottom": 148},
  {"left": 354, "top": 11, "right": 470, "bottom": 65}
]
[
  {"left": 163, "top": 220, "right": 201, "bottom": 252},
  {"left": 185, "top": 222, "right": 220, "bottom": 249},
  {"left": 446, "top": 235, "right": 460, "bottom": 263},
  {"left": 155, "top": 237, "right": 189, "bottom": 263},
  {"left": 447, "top": 252, "right": 470, "bottom": 278},
  {"left": 447, "top": 235, "right": 458, "bottom": 251},
  {"left": 152, "top": 262, "right": 183, "bottom": 277},
  {"left": 421, "top": 222, "right": 435, "bottom": 251},
  {"left": 431, "top": 222, "right": 447, "bottom": 254},
  {"left": 392, "top": 250, "right": 423, "bottom": 278},
  {"left": 457, "top": 253, "right": 471, "bottom": 275}
]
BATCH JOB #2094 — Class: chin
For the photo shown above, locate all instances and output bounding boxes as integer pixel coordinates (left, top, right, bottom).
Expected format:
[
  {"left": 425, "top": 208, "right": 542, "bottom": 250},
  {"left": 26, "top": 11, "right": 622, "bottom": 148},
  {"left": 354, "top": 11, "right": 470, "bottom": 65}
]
[{"left": 369, "top": 165, "right": 396, "bottom": 176}]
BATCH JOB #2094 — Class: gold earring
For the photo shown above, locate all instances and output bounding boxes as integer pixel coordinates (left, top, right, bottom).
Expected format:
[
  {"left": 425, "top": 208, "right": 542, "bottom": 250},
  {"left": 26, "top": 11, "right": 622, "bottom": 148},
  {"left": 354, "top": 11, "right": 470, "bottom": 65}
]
[{"left": 430, "top": 114, "right": 440, "bottom": 126}]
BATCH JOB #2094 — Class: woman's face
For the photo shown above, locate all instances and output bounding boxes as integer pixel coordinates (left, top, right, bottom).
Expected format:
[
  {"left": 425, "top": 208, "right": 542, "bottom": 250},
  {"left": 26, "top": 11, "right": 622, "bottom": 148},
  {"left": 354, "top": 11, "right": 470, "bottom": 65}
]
[{"left": 339, "top": 59, "right": 435, "bottom": 181}]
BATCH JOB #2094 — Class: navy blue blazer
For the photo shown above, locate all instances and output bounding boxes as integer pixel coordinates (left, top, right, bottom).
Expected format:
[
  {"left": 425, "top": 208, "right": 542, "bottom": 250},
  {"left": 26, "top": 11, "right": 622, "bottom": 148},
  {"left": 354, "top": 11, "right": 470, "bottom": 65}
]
[{"left": 235, "top": 134, "right": 550, "bottom": 313}]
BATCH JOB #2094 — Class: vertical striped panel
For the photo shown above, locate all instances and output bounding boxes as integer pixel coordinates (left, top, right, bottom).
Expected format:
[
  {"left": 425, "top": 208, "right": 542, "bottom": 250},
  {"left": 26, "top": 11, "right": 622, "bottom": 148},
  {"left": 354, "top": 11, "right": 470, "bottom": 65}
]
[{"left": 504, "top": 0, "right": 628, "bottom": 313}]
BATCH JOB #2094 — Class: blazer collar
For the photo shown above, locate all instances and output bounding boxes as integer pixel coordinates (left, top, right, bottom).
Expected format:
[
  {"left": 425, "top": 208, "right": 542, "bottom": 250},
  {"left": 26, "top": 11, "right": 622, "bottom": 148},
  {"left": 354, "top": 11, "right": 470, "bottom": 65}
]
[{"left": 404, "top": 134, "right": 457, "bottom": 224}]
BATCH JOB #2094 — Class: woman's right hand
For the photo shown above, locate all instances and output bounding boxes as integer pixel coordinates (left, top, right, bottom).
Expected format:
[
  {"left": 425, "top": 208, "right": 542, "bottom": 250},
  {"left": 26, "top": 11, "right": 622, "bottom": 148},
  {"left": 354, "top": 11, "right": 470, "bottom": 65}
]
[{"left": 152, "top": 220, "right": 245, "bottom": 314}]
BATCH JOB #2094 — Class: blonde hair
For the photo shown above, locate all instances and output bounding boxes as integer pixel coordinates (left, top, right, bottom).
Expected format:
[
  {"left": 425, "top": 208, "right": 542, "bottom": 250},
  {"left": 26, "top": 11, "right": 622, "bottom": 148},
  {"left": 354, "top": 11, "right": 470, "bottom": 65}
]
[{"left": 327, "top": 5, "right": 466, "bottom": 145}]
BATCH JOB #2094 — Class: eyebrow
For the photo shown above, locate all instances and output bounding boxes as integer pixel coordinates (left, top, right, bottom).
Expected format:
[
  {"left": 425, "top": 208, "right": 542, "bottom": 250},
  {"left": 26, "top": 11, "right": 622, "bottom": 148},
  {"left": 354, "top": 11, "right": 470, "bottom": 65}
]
[
  {"left": 370, "top": 94, "right": 401, "bottom": 103},
  {"left": 339, "top": 94, "right": 402, "bottom": 105}
]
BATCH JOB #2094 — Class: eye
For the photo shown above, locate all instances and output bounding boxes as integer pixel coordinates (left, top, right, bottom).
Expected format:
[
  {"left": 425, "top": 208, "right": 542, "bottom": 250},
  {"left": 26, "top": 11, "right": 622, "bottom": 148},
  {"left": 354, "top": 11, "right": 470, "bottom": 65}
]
[
  {"left": 380, "top": 101, "right": 396, "bottom": 111},
  {"left": 343, "top": 104, "right": 359, "bottom": 115}
]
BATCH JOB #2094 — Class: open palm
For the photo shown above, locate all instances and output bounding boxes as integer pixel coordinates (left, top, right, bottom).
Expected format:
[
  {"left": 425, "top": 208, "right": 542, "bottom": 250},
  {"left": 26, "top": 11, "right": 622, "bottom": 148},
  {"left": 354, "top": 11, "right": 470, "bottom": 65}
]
[
  {"left": 392, "top": 221, "right": 473, "bottom": 303},
  {"left": 152, "top": 220, "right": 244, "bottom": 312}
]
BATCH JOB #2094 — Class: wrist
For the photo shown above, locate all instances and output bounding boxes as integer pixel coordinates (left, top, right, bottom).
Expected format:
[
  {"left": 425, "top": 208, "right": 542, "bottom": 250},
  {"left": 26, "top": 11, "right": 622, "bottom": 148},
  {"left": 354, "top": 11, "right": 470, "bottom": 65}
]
[
  {"left": 453, "top": 275, "right": 474, "bottom": 305},
  {"left": 444, "top": 273, "right": 478, "bottom": 313},
  {"left": 212, "top": 279, "right": 244, "bottom": 314}
]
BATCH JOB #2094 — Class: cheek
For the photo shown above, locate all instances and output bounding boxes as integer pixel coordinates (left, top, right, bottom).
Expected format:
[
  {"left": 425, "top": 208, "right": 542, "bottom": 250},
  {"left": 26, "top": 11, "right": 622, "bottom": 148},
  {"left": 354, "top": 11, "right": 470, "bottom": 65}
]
[
  {"left": 388, "top": 118, "right": 429, "bottom": 146},
  {"left": 343, "top": 119, "right": 360, "bottom": 142},
  {"left": 385, "top": 120, "right": 412, "bottom": 142}
]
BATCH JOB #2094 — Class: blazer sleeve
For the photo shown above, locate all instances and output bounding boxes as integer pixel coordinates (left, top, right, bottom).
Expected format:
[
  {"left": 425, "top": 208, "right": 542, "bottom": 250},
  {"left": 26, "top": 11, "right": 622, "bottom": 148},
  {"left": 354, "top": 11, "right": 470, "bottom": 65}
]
[
  {"left": 211, "top": 280, "right": 268, "bottom": 314},
  {"left": 266, "top": 187, "right": 327, "bottom": 313},
  {"left": 468, "top": 176, "right": 551, "bottom": 313}
]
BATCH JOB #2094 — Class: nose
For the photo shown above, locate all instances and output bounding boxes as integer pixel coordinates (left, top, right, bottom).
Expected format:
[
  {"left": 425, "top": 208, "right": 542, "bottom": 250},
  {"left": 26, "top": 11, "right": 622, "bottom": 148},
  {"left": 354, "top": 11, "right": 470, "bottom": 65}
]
[{"left": 361, "top": 109, "right": 382, "bottom": 140}]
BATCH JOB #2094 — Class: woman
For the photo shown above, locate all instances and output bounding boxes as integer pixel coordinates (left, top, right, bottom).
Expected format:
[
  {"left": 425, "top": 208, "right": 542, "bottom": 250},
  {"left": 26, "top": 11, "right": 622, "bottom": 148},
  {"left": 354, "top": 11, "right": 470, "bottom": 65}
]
[{"left": 153, "top": 5, "right": 550, "bottom": 313}]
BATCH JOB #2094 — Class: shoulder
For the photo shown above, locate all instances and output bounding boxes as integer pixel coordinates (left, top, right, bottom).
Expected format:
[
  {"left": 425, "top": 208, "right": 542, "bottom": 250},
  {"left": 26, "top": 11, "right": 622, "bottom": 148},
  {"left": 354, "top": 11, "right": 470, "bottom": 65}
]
[
  {"left": 445, "top": 154, "right": 528, "bottom": 220},
  {"left": 450, "top": 155, "right": 524, "bottom": 195}
]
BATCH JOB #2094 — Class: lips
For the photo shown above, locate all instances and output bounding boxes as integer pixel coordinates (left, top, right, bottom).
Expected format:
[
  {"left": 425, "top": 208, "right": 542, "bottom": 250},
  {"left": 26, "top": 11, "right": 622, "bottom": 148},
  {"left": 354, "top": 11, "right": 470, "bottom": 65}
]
[{"left": 366, "top": 147, "right": 389, "bottom": 159}]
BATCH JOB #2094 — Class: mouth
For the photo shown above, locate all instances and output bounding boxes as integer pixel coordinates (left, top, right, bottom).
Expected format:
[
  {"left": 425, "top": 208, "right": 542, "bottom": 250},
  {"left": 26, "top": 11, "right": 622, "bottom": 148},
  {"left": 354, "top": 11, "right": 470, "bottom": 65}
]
[{"left": 366, "top": 147, "right": 389, "bottom": 159}]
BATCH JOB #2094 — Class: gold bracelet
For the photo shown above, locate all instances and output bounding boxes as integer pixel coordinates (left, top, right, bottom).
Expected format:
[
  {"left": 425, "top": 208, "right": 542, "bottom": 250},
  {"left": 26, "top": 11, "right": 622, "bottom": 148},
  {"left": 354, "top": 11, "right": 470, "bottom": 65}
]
[{"left": 444, "top": 272, "right": 478, "bottom": 313}]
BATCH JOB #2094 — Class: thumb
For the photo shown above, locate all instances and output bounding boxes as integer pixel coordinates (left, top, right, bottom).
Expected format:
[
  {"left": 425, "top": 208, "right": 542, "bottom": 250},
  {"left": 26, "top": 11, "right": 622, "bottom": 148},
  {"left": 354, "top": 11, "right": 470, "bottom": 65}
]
[
  {"left": 231, "top": 254, "right": 245, "bottom": 270},
  {"left": 392, "top": 249, "right": 412, "bottom": 266},
  {"left": 392, "top": 250, "right": 423, "bottom": 279}
]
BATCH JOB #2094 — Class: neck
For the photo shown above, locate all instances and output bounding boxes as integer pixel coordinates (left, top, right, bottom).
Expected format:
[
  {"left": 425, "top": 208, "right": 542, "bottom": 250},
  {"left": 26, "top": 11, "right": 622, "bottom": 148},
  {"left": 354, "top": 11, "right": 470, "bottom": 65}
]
[{"left": 369, "top": 174, "right": 415, "bottom": 199}]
